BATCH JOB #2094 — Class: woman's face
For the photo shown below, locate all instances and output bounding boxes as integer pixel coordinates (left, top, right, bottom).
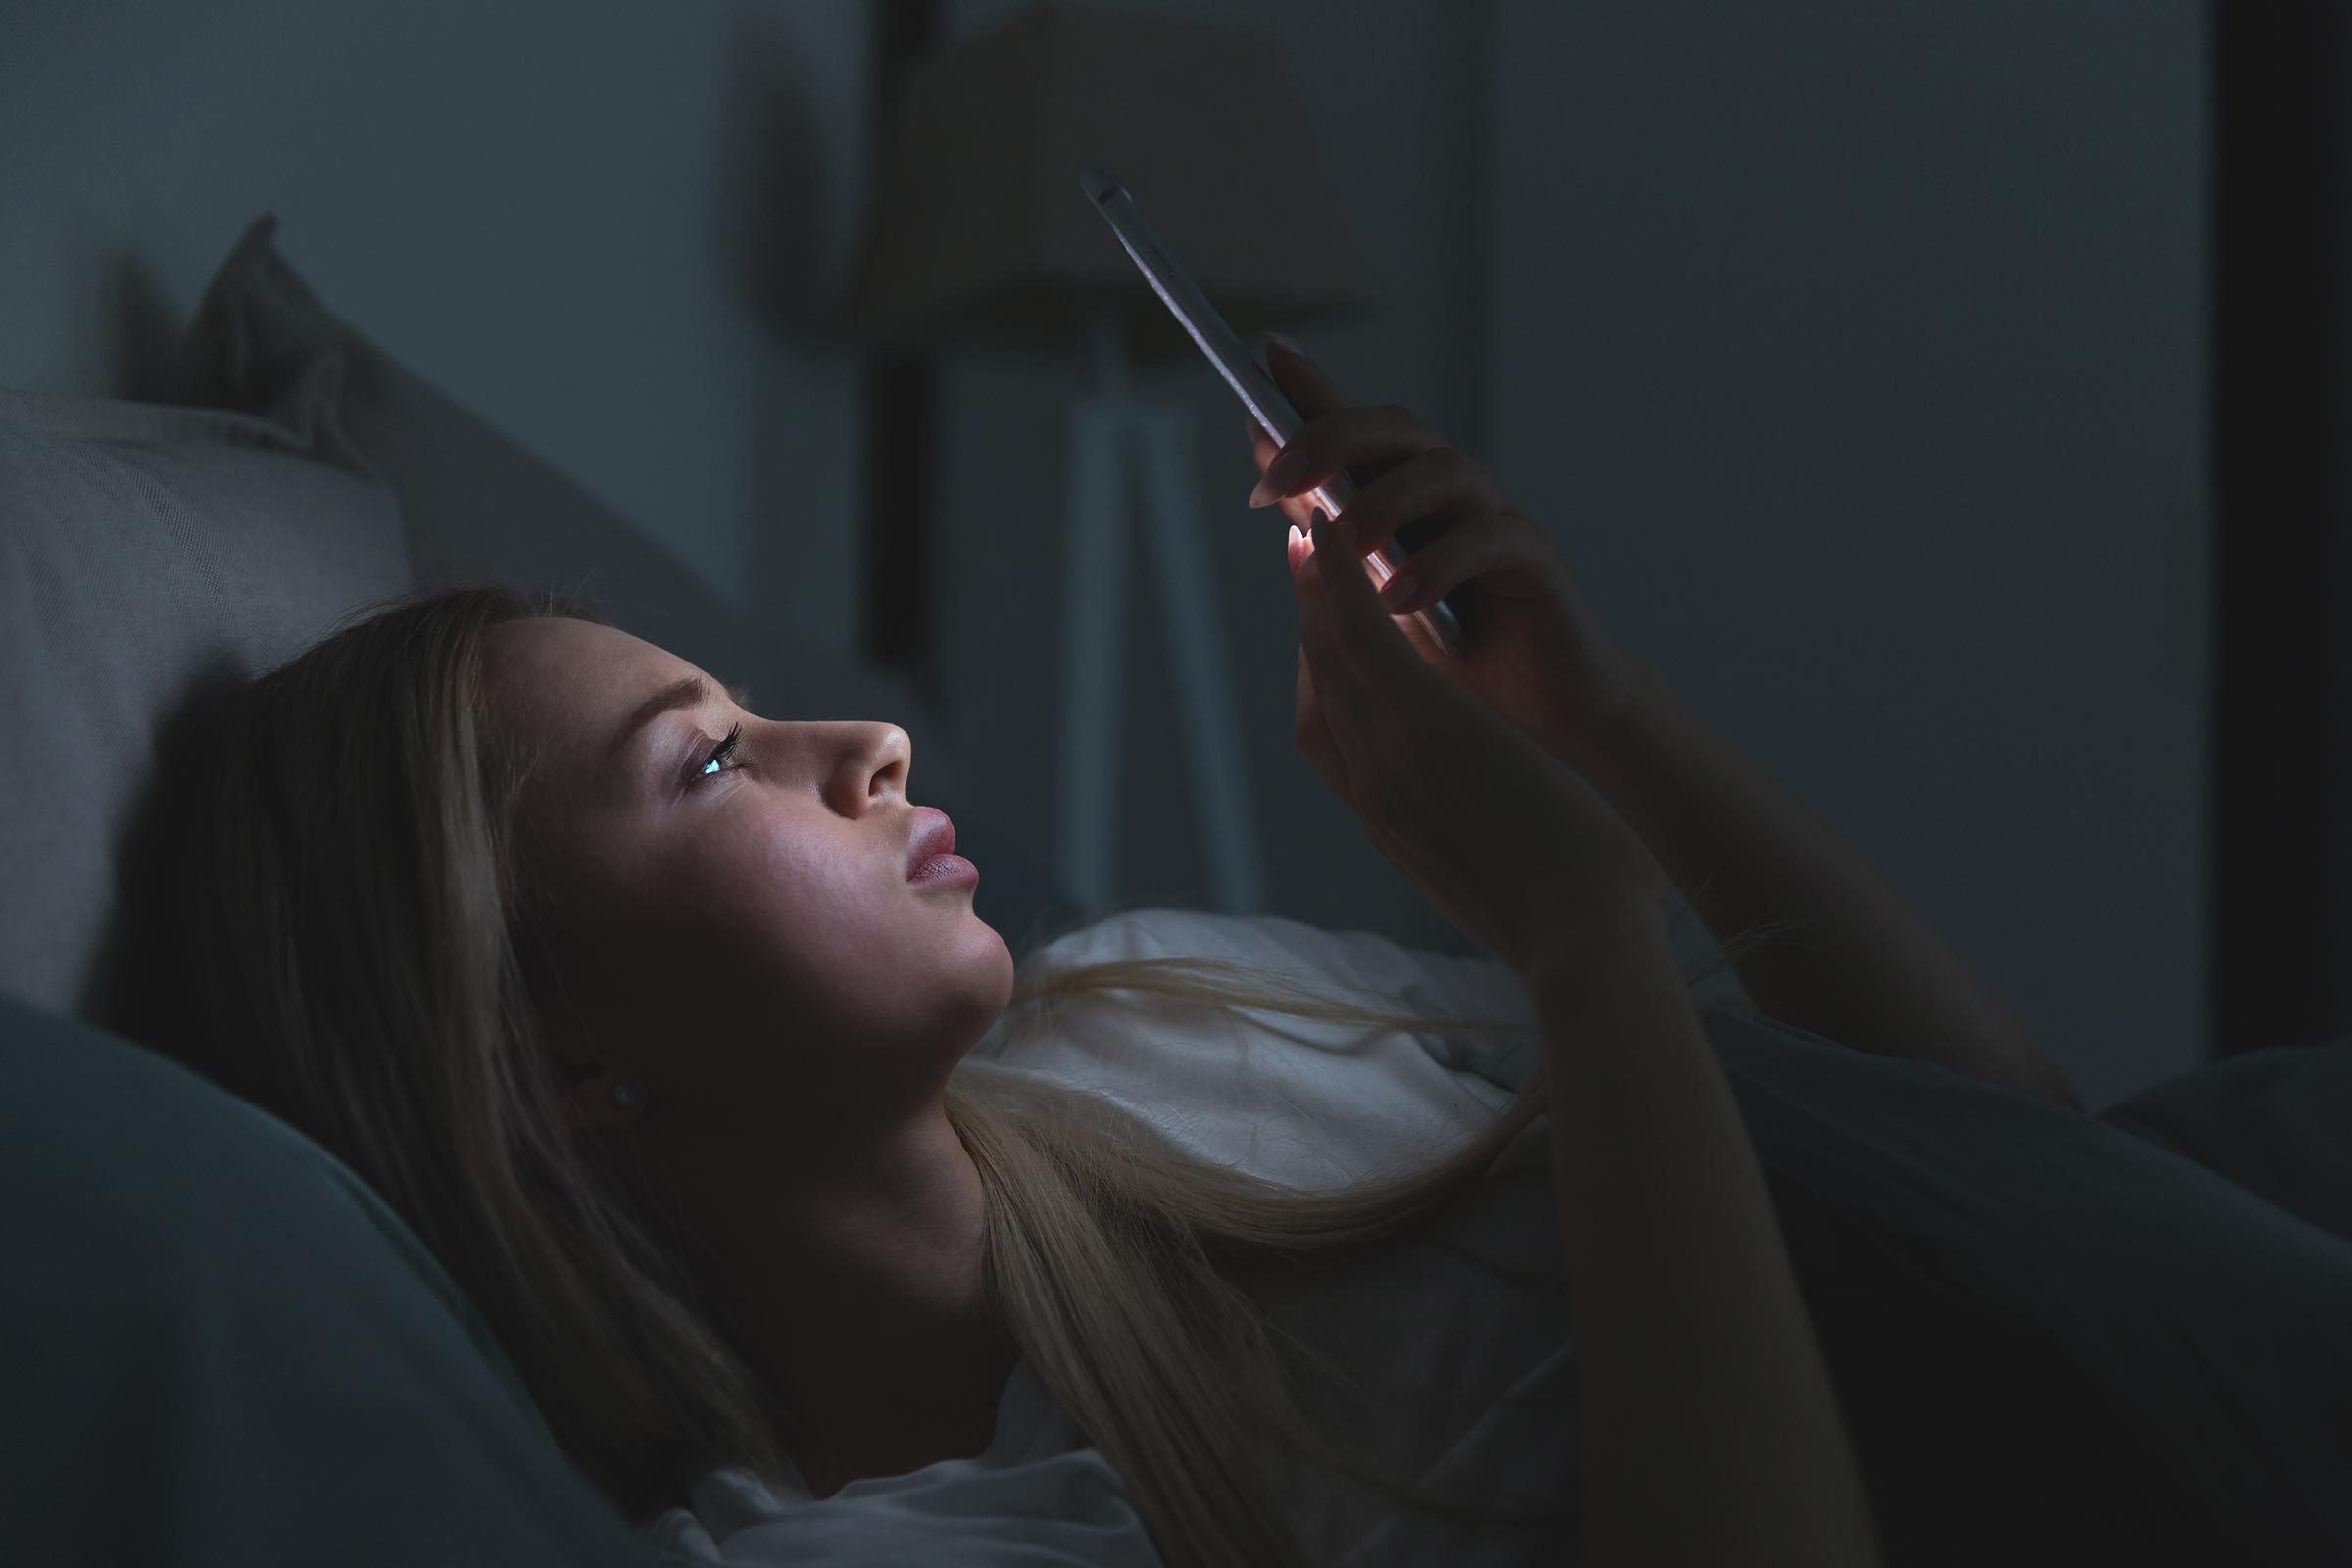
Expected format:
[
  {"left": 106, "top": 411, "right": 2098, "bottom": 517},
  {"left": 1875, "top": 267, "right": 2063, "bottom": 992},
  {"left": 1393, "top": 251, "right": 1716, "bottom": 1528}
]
[{"left": 485, "top": 616, "right": 1014, "bottom": 1139}]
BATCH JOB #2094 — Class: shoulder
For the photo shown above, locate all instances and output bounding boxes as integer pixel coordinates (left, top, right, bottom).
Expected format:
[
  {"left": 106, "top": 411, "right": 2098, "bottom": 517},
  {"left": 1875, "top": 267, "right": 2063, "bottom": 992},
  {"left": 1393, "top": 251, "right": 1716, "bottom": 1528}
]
[
  {"left": 976, "top": 908, "right": 1538, "bottom": 1187},
  {"left": 1025, "top": 907, "right": 1529, "bottom": 1016}
]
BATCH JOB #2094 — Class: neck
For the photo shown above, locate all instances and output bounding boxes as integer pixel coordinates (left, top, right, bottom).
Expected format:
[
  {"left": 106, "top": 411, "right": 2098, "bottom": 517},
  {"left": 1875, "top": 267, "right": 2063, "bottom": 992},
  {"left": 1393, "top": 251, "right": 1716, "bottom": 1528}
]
[{"left": 658, "top": 1098, "right": 1016, "bottom": 1494}]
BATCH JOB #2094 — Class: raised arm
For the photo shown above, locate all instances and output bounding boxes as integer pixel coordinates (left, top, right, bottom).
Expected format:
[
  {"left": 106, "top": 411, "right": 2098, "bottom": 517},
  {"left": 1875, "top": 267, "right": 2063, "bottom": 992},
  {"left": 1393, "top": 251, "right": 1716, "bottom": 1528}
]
[
  {"left": 1557, "top": 658, "right": 2082, "bottom": 1110},
  {"left": 1238, "top": 338, "right": 2076, "bottom": 1111},
  {"left": 1531, "top": 901, "right": 1879, "bottom": 1568},
  {"left": 1284, "top": 504, "right": 1879, "bottom": 1568}
]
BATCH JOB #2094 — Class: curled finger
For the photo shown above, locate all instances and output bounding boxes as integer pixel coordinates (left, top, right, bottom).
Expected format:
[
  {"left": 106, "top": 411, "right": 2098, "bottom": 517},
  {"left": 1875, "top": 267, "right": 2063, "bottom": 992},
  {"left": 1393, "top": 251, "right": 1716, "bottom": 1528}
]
[
  {"left": 1329, "top": 447, "right": 1508, "bottom": 560},
  {"left": 1373, "top": 512, "right": 1560, "bottom": 615},
  {"left": 1250, "top": 404, "right": 1446, "bottom": 511}
]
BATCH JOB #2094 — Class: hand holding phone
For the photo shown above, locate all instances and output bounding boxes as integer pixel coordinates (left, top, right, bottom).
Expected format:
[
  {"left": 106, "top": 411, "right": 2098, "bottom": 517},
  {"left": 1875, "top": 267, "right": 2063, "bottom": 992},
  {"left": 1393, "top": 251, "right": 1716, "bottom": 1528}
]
[
  {"left": 1286, "top": 508, "right": 1671, "bottom": 979},
  {"left": 1247, "top": 334, "right": 1648, "bottom": 765},
  {"left": 1081, "top": 165, "right": 1646, "bottom": 762},
  {"left": 1079, "top": 165, "right": 1465, "bottom": 655}
]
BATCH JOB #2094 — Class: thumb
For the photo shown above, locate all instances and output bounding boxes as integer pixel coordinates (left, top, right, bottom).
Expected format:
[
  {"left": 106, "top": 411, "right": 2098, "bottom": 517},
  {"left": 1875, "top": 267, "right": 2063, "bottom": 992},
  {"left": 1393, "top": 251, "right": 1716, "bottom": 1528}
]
[{"left": 1299, "top": 514, "right": 1415, "bottom": 685}]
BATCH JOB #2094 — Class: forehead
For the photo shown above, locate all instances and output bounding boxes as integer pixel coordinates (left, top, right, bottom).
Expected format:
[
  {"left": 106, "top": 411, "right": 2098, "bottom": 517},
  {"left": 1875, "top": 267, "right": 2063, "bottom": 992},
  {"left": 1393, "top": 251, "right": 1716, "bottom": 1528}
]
[{"left": 486, "top": 617, "right": 697, "bottom": 759}]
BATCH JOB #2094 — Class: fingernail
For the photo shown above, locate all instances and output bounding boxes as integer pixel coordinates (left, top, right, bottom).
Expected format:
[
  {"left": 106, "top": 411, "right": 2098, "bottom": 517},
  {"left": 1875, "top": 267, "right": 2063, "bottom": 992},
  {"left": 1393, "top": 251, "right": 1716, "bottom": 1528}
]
[
  {"left": 1379, "top": 571, "right": 1417, "bottom": 609},
  {"left": 1250, "top": 453, "right": 1300, "bottom": 508},
  {"left": 1267, "top": 330, "right": 1312, "bottom": 364}
]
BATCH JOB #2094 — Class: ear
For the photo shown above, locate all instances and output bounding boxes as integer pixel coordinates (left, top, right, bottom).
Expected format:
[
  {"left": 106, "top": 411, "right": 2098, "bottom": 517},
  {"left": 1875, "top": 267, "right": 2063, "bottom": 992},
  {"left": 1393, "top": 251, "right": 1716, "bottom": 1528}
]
[
  {"left": 560, "top": 1067, "right": 647, "bottom": 1131},
  {"left": 542, "top": 1013, "right": 645, "bottom": 1132}
]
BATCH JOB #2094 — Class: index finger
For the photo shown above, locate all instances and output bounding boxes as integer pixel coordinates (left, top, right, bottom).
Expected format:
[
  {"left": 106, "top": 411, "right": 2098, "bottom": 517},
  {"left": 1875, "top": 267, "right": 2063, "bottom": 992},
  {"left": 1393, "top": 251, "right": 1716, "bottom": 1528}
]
[{"left": 1252, "top": 405, "right": 1446, "bottom": 510}]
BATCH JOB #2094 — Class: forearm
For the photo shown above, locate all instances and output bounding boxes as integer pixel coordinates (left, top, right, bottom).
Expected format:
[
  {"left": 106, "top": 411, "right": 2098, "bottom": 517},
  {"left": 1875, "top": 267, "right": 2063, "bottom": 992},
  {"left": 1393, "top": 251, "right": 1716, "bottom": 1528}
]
[
  {"left": 1549, "top": 660, "right": 2082, "bottom": 1109},
  {"left": 1529, "top": 909, "right": 1877, "bottom": 1568}
]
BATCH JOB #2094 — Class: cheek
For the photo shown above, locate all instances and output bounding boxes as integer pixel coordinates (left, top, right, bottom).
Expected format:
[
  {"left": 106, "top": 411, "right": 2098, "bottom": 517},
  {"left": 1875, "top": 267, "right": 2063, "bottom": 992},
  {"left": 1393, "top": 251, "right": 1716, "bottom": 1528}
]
[{"left": 620, "top": 803, "right": 992, "bottom": 1045}]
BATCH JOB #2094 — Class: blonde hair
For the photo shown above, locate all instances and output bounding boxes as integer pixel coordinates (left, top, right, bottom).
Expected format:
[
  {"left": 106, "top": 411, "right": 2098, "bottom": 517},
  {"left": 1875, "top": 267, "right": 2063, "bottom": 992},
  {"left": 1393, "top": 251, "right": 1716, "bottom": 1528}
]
[{"left": 153, "top": 584, "right": 1778, "bottom": 1566}]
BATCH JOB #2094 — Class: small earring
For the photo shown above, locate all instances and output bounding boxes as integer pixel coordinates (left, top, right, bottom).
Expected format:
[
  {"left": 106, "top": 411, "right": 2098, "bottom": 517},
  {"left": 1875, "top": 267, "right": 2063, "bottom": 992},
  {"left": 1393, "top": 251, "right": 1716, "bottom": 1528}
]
[{"left": 612, "top": 1081, "right": 642, "bottom": 1108}]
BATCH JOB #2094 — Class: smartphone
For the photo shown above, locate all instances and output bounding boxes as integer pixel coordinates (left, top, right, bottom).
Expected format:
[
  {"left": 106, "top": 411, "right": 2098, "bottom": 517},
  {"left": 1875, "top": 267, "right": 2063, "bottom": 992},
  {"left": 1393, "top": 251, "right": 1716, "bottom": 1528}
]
[{"left": 1079, "top": 165, "right": 1467, "bottom": 656}]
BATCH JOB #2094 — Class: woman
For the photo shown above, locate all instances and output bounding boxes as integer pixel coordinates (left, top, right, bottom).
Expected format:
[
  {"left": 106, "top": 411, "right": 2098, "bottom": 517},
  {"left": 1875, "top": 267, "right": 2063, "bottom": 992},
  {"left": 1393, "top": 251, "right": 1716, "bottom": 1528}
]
[{"left": 157, "top": 334, "right": 2097, "bottom": 1567}]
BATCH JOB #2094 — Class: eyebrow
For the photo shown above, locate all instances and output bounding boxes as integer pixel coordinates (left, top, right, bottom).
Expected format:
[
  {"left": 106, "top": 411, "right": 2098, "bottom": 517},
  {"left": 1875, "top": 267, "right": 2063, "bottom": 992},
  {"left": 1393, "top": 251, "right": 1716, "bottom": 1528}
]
[{"left": 609, "top": 675, "right": 754, "bottom": 762}]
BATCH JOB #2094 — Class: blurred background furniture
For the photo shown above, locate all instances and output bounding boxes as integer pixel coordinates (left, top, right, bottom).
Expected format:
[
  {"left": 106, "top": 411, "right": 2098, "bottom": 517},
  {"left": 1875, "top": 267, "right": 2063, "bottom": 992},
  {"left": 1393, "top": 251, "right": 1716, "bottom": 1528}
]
[{"left": 837, "top": 3, "right": 1377, "bottom": 918}]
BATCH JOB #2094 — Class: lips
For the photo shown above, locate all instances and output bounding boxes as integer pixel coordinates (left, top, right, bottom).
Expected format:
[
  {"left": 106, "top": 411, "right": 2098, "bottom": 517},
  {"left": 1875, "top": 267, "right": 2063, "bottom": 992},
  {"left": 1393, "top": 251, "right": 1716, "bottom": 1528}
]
[{"left": 905, "top": 807, "right": 957, "bottom": 879}]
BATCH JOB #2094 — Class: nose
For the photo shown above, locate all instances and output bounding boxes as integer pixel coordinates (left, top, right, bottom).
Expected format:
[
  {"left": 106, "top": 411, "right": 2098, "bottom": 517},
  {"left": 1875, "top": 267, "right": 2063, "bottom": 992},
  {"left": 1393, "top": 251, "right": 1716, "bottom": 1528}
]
[{"left": 832, "top": 722, "right": 910, "bottom": 812}]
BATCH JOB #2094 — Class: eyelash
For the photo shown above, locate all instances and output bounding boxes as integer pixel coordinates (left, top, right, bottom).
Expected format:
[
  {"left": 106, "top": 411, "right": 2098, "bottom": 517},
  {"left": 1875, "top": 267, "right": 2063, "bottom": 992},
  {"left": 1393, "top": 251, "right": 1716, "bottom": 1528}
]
[{"left": 697, "top": 724, "right": 744, "bottom": 781}]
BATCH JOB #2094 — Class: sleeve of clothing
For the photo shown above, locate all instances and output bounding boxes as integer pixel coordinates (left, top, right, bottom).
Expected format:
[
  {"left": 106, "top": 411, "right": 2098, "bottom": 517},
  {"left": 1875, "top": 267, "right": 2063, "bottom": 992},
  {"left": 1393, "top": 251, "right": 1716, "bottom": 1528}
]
[
  {"left": 1705, "top": 1008, "right": 2352, "bottom": 1568},
  {"left": 638, "top": 1362, "right": 1166, "bottom": 1566}
]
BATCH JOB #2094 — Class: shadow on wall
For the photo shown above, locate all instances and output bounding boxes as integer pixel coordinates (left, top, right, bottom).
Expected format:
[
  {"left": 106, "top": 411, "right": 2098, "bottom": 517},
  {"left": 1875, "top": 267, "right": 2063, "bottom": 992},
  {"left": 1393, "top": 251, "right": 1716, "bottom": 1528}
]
[
  {"left": 82, "top": 661, "right": 246, "bottom": 1055},
  {"left": 55, "top": 241, "right": 183, "bottom": 404},
  {"left": 716, "top": 6, "right": 847, "bottom": 358}
]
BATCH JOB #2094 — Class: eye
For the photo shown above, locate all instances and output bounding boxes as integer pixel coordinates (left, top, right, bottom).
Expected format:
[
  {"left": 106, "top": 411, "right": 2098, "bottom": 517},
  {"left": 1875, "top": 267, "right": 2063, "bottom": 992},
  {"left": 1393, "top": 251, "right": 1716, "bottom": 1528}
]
[{"left": 697, "top": 723, "right": 744, "bottom": 780}]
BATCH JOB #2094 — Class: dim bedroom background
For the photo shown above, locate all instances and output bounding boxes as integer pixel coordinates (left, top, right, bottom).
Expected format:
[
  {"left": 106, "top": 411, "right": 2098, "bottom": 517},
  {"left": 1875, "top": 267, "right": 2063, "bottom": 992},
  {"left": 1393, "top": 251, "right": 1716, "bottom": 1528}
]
[{"left": 0, "top": 0, "right": 2250, "bottom": 1562}]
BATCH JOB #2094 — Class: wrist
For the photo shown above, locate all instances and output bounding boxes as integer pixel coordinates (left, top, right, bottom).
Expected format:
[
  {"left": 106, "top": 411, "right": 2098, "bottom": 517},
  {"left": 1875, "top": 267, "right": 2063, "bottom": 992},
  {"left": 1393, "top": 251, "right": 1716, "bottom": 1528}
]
[
  {"left": 1516, "top": 881, "right": 1680, "bottom": 1004},
  {"left": 1549, "top": 650, "right": 1670, "bottom": 776}
]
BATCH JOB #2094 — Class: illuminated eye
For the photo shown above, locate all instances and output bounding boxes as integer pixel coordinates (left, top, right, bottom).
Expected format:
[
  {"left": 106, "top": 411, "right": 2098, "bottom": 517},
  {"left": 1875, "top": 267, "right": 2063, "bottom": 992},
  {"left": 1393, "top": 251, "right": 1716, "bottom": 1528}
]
[{"left": 700, "top": 725, "right": 742, "bottom": 778}]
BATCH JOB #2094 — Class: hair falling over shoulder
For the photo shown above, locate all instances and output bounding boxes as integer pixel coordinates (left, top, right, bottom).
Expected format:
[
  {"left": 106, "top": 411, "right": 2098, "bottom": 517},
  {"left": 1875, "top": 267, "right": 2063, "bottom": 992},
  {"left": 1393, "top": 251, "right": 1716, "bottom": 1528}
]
[{"left": 146, "top": 583, "right": 1778, "bottom": 1566}]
